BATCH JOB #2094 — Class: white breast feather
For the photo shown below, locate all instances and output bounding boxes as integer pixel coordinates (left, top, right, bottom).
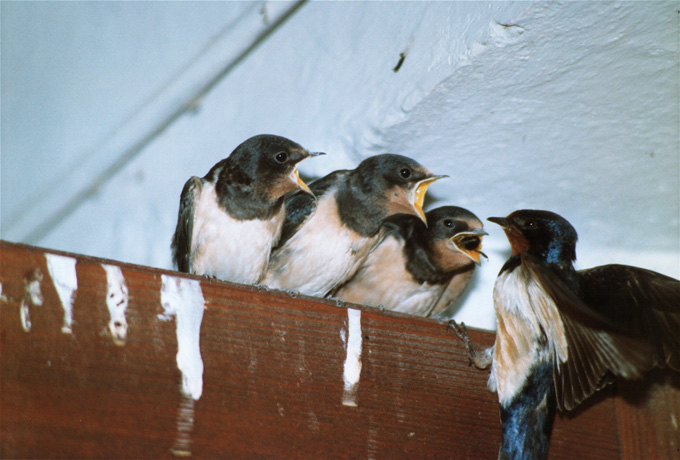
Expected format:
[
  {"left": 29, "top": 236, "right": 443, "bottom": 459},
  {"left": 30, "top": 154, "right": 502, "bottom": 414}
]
[
  {"left": 263, "top": 192, "right": 379, "bottom": 297},
  {"left": 336, "top": 236, "right": 444, "bottom": 315},
  {"left": 391, "top": 284, "right": 445, "bottom": 316},
  {"left": 190, "top": 182, "right": 284, "bottom": 284},
  {"left": 489, "top": 264, "right": 565, "bottom": 407}
]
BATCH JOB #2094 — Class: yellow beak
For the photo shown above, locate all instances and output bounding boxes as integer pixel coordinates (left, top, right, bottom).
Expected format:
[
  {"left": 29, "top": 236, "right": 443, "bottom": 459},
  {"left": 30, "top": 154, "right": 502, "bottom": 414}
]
[
  {"left": 294, "top": 169, "right": 314, "bottom": 196},
  {"left": 413, "top": 175, "right": 447, "bottom": 223}
]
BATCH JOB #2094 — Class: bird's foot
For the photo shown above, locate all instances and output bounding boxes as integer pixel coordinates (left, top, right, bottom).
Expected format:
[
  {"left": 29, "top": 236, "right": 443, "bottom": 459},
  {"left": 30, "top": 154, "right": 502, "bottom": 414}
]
[
  {"left": 284, "top": 289, "right": 301, "bottom": 298},
  {"left": 447, "top": 320, "right": 492, "bottom": 370},
  {"left": 325, "top": 296, "right": 346, "bottom": 308}
]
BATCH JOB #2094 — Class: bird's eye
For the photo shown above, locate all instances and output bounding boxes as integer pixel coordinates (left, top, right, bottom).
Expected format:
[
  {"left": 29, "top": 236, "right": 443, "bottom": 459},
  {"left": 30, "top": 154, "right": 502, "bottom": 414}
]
[
  {"left": 525, "top": 219, "right": 536, "bottom": 229},
  {"left": 443, "top": 219, "right": 454, "bottom": 228},
  {"left": 275, "top": 152, "right": 288, "bottom": 163},
  {"left": 400, "top": 168, "right": 411, "bottom": 179}
]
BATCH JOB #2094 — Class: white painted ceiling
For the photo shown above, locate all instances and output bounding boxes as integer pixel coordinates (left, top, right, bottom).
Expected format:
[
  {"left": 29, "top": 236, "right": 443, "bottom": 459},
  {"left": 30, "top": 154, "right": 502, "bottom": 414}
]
[{"left": 2, "top": 1, "right": 678, "bottom": 330}]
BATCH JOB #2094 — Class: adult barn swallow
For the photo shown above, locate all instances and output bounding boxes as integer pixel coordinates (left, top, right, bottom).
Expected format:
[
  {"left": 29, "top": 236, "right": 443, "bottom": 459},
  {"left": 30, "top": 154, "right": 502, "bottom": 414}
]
[
  {"left": 334, "top": 206, "right": 486, "bottom": 317},
  {"left": 171, "top": 134, "right": 321, "bottom": 284},
  {"left": 261, "top": 154, "right": 445, "bottom": 297},
  {"left": 451, "top": 209, "right": 679, "bottom": 460}
]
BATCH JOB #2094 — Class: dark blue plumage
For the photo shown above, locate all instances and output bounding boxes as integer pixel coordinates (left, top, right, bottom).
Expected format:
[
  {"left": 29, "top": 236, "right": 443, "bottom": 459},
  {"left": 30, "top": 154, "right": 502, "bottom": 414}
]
[
  {"left": 451, "top": 209, "right": 679, "bottom": 460},
  {"left": 498, "top": 361, "right": 556, "bottom": 460}
]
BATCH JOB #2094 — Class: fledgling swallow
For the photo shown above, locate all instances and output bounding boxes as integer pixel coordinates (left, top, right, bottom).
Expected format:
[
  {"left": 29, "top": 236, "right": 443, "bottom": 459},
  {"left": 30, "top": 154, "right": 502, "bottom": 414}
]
[
  {"left": 170, "top": 134, "right": 322, "bottom": 284},
  {"left": 334, "top": 206, "right": 486, "bottom": 317},
  {"left": 451, "top": 209, "right": 679, "bottom": 460},
  {"left": 261, "top": 154, "right": 445, "bottom": 297}
]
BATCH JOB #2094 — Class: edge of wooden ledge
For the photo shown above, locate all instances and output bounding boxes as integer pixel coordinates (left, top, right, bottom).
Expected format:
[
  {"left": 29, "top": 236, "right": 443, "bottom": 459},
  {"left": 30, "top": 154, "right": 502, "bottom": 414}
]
[{"left": 1, "top": 239, "right": 678, "bottom": 459}]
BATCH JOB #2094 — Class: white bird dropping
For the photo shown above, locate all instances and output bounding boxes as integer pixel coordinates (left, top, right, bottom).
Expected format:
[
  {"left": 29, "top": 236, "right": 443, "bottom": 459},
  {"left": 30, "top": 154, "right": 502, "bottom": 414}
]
[
  {"left": 102, "top": 264, "right": 129, "bottom": 346},
  {"left": 45, "top": 254, "right": 78, "bottom": 334},
  {"left": 20, "top": 269, "right": 44, "bottom": 332},
  {"left": 160, "top": 275, "right": 205, "bottom": 400},
  {"left": 342, "top": 308, "right": 363, "bottom": 407}
]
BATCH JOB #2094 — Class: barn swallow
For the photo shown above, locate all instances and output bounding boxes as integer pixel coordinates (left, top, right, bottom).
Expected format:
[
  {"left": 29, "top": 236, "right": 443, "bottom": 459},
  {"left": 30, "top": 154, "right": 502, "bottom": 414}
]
[
  {"left": 334, "top": 206, "right": 486, "bottom": 317},
  {"left": 450, "top": 209, "right": 680, "bottom": 460},
  {"left": 170, "top": 134, "right": 322, "bottom": 284},
  {"left": 261, "top": 154, "right": 445, "bottom": 297}
]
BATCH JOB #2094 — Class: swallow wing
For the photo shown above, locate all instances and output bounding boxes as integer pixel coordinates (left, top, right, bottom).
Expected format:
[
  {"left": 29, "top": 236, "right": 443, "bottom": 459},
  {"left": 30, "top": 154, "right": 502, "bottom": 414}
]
[
  {"left": 578, "top": 264, "right": 680, "bottom": 371},
  {"left": 277, "top": 169, "right": 348, "bottom": 249},
  {"left": 171, "top": 176, "right": 203, "bottom": 273},
  {"left": 523, "top": 256, "right": 656, "bottom": 411}
]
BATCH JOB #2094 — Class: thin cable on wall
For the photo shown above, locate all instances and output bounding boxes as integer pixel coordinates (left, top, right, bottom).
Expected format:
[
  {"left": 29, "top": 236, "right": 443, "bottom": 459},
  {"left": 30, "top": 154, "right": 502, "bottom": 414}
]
[{"left": 21, "top": 0, "right": 308, "bottom": 245}]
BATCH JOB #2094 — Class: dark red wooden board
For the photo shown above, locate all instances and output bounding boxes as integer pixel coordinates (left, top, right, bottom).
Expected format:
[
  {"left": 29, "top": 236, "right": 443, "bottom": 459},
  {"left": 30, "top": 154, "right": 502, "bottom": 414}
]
[{"left": 1, "top": 241, "right": 677, "bottom": 458}]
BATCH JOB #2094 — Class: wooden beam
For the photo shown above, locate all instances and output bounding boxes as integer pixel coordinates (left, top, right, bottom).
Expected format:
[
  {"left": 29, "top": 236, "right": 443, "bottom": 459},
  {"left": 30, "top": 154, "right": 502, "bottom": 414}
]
[{"left": 1, "top": 241, "right": 677, "bottom": 458}]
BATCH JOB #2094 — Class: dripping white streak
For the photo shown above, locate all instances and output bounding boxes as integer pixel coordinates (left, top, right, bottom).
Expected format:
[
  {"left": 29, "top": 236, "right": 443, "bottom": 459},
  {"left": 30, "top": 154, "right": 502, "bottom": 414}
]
[
  {"left": 160, "top": 275, "right": 205, "bottom": 400},
  {"left": 20, "top": 269, "right": 44, "bottom": 332},
  {"left": 102, "top": 264, "right": 129, "bottom": 346},
  {"left": 45, "top": 254, "right": 78, "bottom": 334},
  {"left": 26, "top": 276, "right": 44, "bottom": 306},
  {"left": 342, "top": 308, "right": 362, "bottom": 407},
  {"left": 171, "top": 390, "right": 196, "bottom": 457}
]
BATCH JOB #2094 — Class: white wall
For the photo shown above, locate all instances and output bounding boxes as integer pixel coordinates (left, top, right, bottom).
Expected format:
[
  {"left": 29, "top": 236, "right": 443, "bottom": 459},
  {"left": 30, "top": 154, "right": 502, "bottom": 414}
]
[{"left": 2, "top": 1, "right": 678, "bottom": 330}]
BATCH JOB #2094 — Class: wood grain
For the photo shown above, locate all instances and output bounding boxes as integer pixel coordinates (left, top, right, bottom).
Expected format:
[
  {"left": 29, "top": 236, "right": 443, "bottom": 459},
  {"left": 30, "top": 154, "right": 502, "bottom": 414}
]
[{"left": 1, "top": 241, "right": 677, "bottom": 459}]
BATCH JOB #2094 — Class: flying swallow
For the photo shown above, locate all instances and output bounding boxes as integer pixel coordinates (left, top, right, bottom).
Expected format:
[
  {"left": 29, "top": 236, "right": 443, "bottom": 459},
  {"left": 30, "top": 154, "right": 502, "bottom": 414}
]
[
  {"left": 334, "top": 206, "right": 486, "bottom": 317},
  {"left": 451, "top": 209, "right": 679, "bottom": 460},
  {"left": 261, "top": 154, "right": 445, "bottom": 297},
  {"left": 170, "top": 134, "right": 322, "bottom": 284}
]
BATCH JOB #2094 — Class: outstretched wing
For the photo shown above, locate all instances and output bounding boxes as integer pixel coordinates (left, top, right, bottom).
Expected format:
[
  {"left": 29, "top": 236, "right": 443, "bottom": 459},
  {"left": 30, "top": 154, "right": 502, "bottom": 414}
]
[
  {"left": 523, "top": 256, "right": 667, "bottom": 411},
  {"left": 171, "top": 176, "right": 203, "bottom": 273},
  {"left": 276, "top": 170, "right": 348, "bottom": 249},
  {"left": 578, "top": 264, "right": 680, "bottom": 371}
]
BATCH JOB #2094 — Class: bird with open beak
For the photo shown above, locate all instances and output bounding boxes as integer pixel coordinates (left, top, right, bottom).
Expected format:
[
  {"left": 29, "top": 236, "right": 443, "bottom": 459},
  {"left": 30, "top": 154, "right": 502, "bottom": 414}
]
[
  {"left": 334, "top": 206, "right": 486, "bottom": 316},
  {"left": 450, "top": 209, "right": 679, "bottom": 460},
  {"left": 171, "top": 134, "right": 323, "bottom": 284},
  {"left": 261, "top": 154, "right": 445, "bottom": 298}
]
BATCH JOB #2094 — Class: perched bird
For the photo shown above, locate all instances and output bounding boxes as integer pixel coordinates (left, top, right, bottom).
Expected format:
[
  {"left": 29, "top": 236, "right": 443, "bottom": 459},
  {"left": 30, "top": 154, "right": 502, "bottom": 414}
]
[
  {"left": 451, "top": 209, "right": 679, "bottom": 460},
  {"left": 334, "top": 206, "right": 486, "bottom": 317},
  {"left": 261, "top": 154, "right": 445, "bottom": 297},
  {"left": 171, "top": 134, "right": 322, "bottom": 284}
]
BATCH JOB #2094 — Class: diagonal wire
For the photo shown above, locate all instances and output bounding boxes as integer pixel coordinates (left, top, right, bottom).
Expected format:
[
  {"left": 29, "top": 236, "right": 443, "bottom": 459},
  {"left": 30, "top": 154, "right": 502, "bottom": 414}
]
[{"left": 23, "top": 0, "right": 308, "bottom": 244}]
